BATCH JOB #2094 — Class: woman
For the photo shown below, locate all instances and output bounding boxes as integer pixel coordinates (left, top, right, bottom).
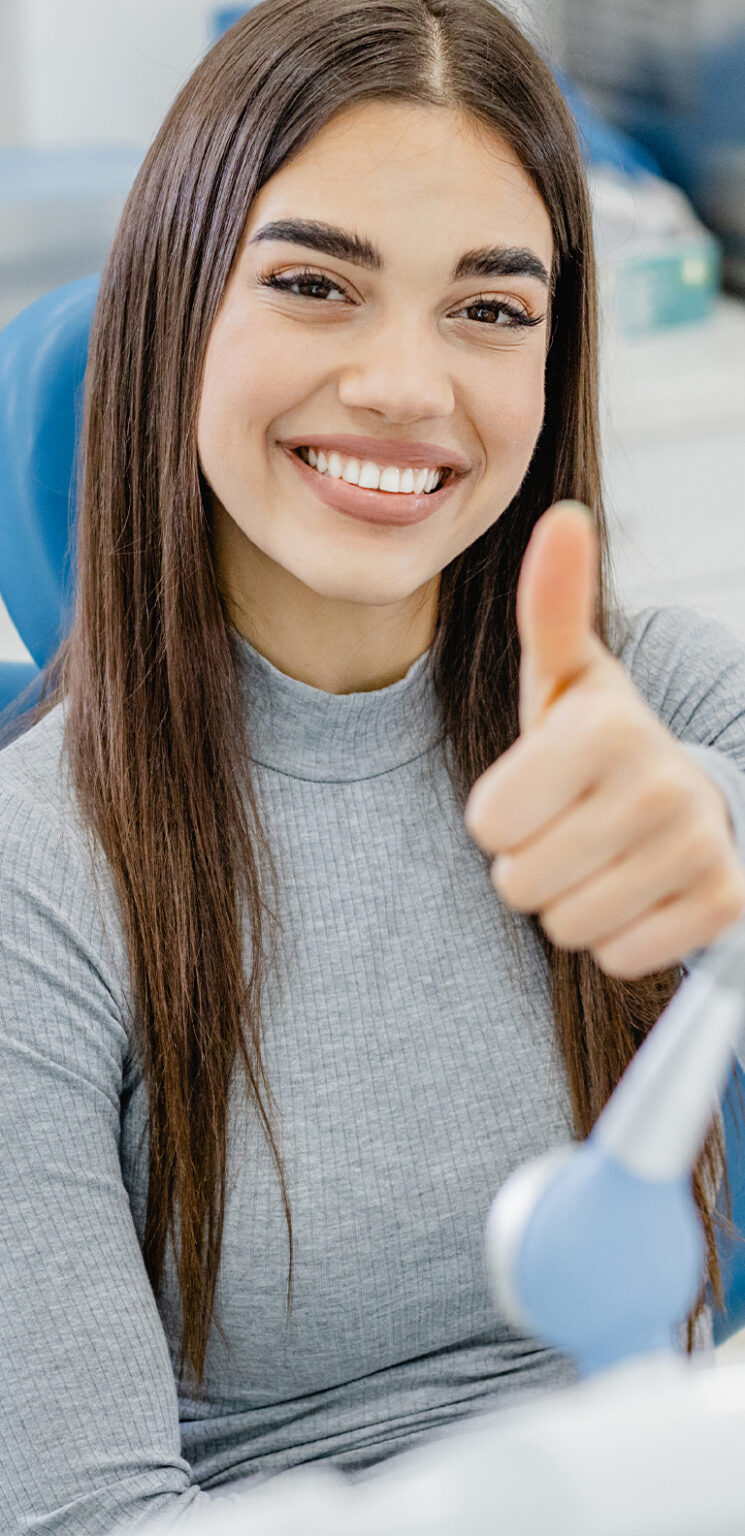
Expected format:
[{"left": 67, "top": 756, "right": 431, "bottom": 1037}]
[{"left": 2, "top": 0, "right": 745, "bottom": 1530}]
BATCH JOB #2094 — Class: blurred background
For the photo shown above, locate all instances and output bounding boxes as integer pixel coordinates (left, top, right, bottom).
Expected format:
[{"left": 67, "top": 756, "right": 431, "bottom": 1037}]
[
  {"left": 0, "top": 0, "right": 744, "bottom": 1353},
  {"left": 1, "top": 0, "right": 744, "bottom": 664}
]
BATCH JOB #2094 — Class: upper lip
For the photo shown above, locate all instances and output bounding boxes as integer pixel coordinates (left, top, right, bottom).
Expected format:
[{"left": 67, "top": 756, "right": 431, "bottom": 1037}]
[{"left": 281, "top": 434, "right": 470, "bottom": 473}]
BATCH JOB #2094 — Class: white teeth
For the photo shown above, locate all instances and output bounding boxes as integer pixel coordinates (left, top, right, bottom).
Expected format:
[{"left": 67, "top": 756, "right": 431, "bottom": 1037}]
[{"left": 302, "top": 447, "right": 445, "bottom": 494}]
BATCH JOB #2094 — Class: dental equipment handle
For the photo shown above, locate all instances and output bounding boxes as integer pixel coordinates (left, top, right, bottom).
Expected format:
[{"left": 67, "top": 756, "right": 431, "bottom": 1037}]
[{"left": 485, "top": 916, "right": 745, "bottom": 1379}]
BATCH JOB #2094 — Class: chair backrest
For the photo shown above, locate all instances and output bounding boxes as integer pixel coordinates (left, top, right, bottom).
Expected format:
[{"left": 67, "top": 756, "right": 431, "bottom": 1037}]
[
  {"left": 0, "top": 273, "right": 100, "bottom": 715},
  {"left": 1, "top": 272, "right": 745, "bottom": 1345}
]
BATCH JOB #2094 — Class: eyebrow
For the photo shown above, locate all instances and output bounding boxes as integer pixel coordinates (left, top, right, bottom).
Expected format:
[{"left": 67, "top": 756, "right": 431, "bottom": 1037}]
[{"left": 247, "top": 217, "right": 551, "bottom": 288}]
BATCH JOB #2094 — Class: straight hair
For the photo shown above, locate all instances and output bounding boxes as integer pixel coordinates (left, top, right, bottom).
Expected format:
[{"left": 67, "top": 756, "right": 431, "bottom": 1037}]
[{"left": 2, "top": 0, "right": 739, "bottom": 1393}]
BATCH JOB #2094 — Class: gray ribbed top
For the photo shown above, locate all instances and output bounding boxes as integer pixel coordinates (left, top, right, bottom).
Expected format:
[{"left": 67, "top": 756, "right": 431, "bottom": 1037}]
[
  {"left": 2, "top": 602, "right": 745, "bottom": 1534},
  {"left": 233, "top": 625, "right": 441, "bottom": 777}
]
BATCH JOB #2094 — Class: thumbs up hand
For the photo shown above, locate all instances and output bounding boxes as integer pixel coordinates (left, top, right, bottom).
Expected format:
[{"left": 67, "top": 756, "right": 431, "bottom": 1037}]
[{"left": 464, "top": 502, "right": 745, "bottom": 978}]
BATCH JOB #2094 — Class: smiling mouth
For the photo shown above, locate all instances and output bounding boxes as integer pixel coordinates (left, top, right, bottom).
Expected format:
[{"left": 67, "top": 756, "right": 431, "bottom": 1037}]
[{"left": 292, "top": 447, "right": 454, "bottom": 494}]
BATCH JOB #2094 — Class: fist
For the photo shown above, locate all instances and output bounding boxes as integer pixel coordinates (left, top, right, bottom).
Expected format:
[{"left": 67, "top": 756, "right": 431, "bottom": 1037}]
[{"left": 464, "top": 503, "right": 745, "bottom": 979}]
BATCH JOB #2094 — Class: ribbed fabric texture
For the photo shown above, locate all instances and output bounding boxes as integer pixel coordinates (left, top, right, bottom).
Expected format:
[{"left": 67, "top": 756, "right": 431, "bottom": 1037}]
[{"left": 2, "top": 602, "right": 745, "bottom": 1534}]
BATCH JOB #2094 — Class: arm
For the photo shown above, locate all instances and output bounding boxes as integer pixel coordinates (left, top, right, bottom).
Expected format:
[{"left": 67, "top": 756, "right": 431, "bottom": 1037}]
[
  {"left": 615, "top": 603, "right": 745, "bottom": 973},
  {"left": 0, "top": 780, "right": 339, "bottom": 1523},
  {"left": 0, "top": 781, "right": 352, "bottom": 1535},
  {"left": 0, "top": 784, "right": 232, "bottom": 1533}
]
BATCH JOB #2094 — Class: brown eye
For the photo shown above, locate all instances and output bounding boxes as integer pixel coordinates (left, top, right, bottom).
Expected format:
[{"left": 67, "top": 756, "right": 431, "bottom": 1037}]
[
  {"left": 260, "top": 269, "right": 348, "bottom": 302},
  {"left": 260, "top": 268, "right": 543, "bottom": 330},
  {"left": 458, "top": 297, "right": 542, "bottom": 329}
]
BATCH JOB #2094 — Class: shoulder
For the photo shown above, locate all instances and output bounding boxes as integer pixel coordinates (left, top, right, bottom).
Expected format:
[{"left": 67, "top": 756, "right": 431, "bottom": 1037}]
[
  {"left": 0, "top": 698, "right": 70, "bottom": 813},
  {"left": 0, "top": 701, "right": 132, "bottom": 1042},
  {"left": 606, "top": 603, "right": 745, "bottom": 743},
  {"left": 0, "top": 701, "right": 93, "bottom": 892}
]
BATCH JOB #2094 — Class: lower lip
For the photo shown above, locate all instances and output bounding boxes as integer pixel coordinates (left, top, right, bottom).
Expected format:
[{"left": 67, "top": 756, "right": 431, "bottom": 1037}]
[{"left": 281, "top": 445, "right": 464, "bottom": 526}]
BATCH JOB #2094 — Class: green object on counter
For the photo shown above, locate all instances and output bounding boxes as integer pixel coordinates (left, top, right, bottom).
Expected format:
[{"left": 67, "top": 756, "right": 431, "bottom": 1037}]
[{"left": 603, "top": 233, "right": 722, "bottom": 336}]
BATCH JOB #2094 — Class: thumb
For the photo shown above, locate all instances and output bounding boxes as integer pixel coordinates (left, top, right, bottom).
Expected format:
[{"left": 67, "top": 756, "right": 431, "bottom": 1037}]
[{"left": 517, "top": 500, "right": 599, "bottom": 733}]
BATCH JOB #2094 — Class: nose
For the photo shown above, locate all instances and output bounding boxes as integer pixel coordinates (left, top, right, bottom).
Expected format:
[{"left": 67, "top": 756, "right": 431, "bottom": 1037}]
[{"left": 336, "top": 314, "right": 456, "bottom": 423}]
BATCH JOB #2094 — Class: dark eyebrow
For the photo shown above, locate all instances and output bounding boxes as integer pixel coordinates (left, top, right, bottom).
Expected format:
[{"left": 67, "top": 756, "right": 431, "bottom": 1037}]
[{"left": 247, "top": 217, "right": 550, "bottom": 288}]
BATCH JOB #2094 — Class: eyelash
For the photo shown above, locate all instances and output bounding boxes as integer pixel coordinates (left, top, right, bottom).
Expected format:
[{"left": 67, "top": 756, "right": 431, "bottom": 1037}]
[{"left": 259, "top": 267, "right": 543, "bottom": 330}]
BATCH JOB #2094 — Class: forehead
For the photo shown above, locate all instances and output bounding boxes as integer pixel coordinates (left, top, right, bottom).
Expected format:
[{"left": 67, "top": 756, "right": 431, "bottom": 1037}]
[{"left": 244, "top": 100, "right": 554, "bottom": 272}]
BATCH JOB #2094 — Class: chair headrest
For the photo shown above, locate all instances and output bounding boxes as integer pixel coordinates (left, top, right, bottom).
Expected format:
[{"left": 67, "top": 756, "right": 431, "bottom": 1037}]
[{"left": 0, "top": 274, "right": 100, "bottom": 668}]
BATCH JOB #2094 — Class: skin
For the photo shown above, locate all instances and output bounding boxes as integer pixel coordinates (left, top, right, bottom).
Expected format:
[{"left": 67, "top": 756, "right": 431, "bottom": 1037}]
[
  {"left": 466, "top": 503, "right": 745, "bottom": 977},
  {"left": 196, "top": 96, "right": 745, "bottom": 976},
  {"left": 197, "top": 99, "right": 554, "bottom": 695}
]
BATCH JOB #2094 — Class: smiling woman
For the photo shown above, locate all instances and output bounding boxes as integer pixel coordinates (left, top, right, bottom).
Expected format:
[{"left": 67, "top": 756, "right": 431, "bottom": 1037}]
[
  {"left": 197, "top": 97, "right": 555, "bottom": 692},
  {"left": 1, "top": 0, "right": 743, "bottom": 1532}
]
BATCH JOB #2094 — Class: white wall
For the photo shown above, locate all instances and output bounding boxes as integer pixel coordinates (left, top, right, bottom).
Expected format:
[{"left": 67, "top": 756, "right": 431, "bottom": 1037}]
[
  {"left": 0, "top": 1, "right": 25, "bottom": 143},
  {"left": 0, "top": 0, "right": 224, "bottom": 150},
  {"left": 0, "top": 0, "right": 566, "bottom": 153}
]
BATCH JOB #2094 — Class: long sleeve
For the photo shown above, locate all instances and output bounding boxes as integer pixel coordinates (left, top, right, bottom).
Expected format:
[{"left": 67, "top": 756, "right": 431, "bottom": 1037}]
[
  {"left": 618, "top": 602, "right": 745, "bottom": 822},
  {"left": 0, "top": 784, "right": 222, "bottom": 1533},
  {"left": 614, "top": 603, "right": 745, "bottom": 977},
  {"left": 0, "top": 779, "right": 352, "bottom": 1535}
]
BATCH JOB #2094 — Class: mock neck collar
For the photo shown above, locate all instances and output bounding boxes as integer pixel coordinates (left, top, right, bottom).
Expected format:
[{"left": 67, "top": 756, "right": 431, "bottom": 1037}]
[{"left": 229, "top": 624, "right": 444, "bottom": 782}]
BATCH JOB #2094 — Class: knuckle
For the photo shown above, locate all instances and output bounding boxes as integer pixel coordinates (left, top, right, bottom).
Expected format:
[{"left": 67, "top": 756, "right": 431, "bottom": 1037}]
[
  {"left": 492, "top": 858, "right": 519, "bottom": 904},
  {"left": 715, "top": 868, "right": 745, "bottom": 927},
  {"left": 593, "top": 939, "right": 625, "bottom": 976},
  {"left": 541, "top": 905, "right": 575, "bottom": 946},
  {"left": 503, "top": 877, "right": 531, "bottom": 913},
  {"left": 681, "top": 816, "right": 726, "bottom": 876},
  {"left": 592, "top": 697, "right": 637, "bottom": 753},
  {"left": 634, "top": 769, "right": 682, "bottom": 824},
  {"left": 540, "top": 905, "right": 559, "bottom": 941}
]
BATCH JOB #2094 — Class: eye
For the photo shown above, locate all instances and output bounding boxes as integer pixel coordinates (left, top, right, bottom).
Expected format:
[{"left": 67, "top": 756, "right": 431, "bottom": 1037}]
[
  {"left": 259, "top": 267, "right": 544, "bottom": 330},
  {"left": 259, "top": 268, "right": 349, "bottom": 303},
  {"left": 459, "top": 298, "right": 543, "bottom": 330}
]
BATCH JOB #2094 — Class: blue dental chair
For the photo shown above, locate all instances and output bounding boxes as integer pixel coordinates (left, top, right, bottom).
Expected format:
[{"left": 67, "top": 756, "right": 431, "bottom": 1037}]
[{"left": 2, "top": 273, "right": 745, "bottom": 1344}]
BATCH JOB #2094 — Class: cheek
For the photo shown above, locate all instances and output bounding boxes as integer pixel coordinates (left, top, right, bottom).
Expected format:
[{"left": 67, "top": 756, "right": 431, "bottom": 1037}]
[
  {"left": 483, "top": 374, "right": 545, "bottom": 478},
  {"left": 197, "top": 335, "right": 265, "bottom": 479},
  {"left": 499, "top": 354, "right": 545, "bottom": 435},
  {"left": 475, "top": 359, "right": 545, "bottom": 507},
  {"left": 198, "top": 315, "right": 311, "bottom": 475}
]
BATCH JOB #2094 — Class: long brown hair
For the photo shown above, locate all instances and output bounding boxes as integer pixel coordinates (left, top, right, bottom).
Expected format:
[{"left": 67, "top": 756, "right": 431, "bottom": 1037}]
[{"left": 2, "top": 0, "right": 739, "bottom": 1393}]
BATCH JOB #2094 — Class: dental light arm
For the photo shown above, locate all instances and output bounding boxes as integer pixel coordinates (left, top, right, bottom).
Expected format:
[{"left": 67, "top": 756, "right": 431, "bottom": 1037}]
[{"left": 485, "top": 915, "right": 745, "bottom": 1378}]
